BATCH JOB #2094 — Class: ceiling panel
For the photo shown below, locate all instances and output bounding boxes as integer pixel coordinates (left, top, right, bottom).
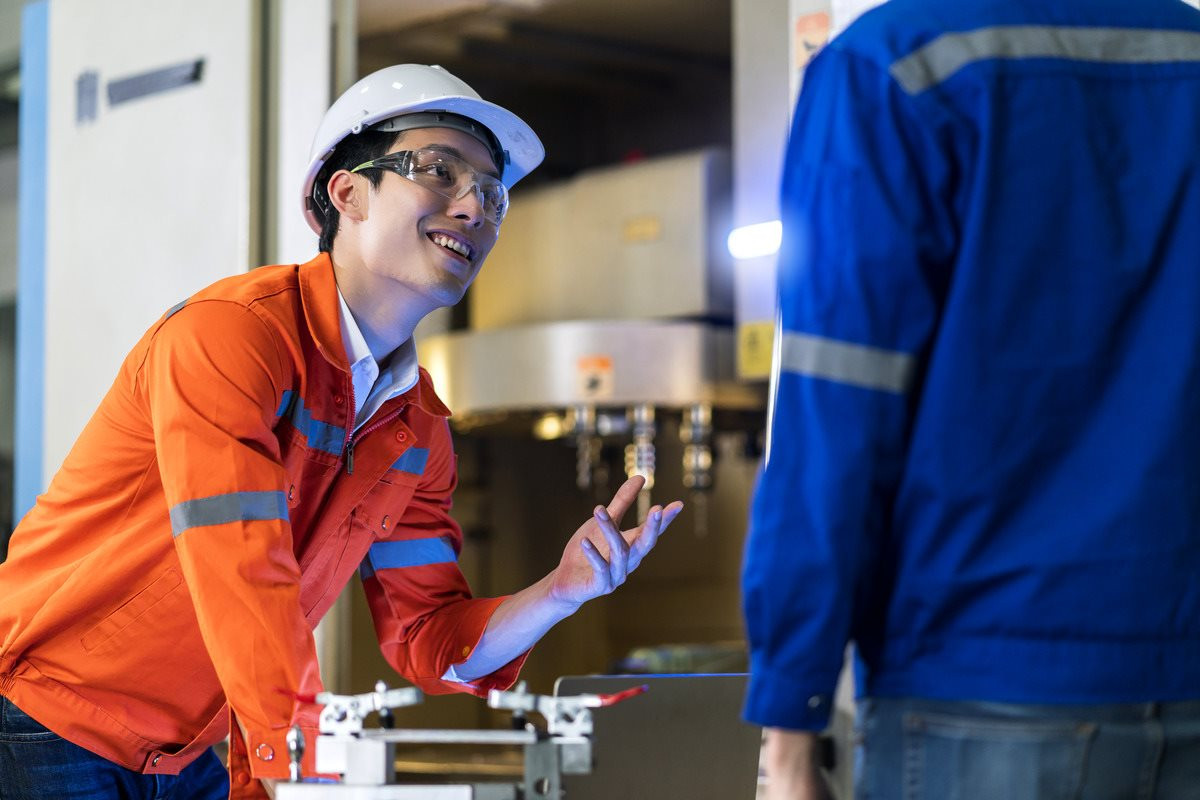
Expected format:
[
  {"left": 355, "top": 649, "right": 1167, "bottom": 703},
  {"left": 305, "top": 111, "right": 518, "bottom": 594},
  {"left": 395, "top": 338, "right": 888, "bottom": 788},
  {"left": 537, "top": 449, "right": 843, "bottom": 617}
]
[
  {"left": 356, "top": 0, "right": 732, "bottom": 181},
  {"left": 358, "top": 0, "right": 729, "bottom": 59}
]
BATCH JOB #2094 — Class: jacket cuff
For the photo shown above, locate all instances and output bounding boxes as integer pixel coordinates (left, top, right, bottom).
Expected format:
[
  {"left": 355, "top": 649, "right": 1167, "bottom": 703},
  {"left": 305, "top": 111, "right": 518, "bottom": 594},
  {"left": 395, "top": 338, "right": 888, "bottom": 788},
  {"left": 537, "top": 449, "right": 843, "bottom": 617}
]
[
  {"left": 742, "top": 668, "right": 837, "bottom": 731},
  {"left": 453, "top": 649, "right": 531, "bottom": 697},
  {"left": 229, "top": 708, "right": 335, "bottom": 791},
  {"left": 453, "top": 594, "right": 531, "bottom": 696},
  {"left": 406, "top": 595, "right": 532, "bottom": 696}
]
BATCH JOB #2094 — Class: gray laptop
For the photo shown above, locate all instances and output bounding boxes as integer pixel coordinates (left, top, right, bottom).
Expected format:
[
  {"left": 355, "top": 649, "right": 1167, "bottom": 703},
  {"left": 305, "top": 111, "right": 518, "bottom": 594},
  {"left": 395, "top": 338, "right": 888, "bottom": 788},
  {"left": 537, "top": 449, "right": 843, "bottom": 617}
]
[{"left": 553, "top": 673, "right": 761, "bottom": 800}]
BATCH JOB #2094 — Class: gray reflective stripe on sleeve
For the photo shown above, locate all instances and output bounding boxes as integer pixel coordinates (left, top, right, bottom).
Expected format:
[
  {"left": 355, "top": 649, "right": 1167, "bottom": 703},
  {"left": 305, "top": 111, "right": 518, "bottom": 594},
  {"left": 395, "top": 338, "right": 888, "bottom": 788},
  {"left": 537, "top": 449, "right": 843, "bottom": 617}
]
[
  {"left": 780, "top": 331, "right": 915, "bottom": 394},
  {"left": 891, "top": 26, "right": 1200, "bottom": 94},
  {"left": 170, "top": 490, "right": 288, "bottom": 537},
  {"left": 163, "top": 298, "right": 188, "bottom": 320}
]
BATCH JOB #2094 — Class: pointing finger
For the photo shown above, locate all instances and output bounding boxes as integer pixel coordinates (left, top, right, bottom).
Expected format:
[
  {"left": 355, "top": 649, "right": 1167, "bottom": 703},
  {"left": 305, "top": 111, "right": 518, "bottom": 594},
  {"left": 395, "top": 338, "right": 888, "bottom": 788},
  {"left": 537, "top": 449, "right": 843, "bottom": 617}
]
[{"left": 604, "top": 476, "right": 645, "bottom": 527}]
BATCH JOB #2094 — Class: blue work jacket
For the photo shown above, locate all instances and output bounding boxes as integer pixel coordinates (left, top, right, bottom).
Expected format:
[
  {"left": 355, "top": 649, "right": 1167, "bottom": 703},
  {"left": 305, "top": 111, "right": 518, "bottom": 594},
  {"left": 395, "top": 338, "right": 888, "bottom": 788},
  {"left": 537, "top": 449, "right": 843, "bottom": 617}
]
[{"left": 743, "top": 0, "right": 1200, "bottom": 730}]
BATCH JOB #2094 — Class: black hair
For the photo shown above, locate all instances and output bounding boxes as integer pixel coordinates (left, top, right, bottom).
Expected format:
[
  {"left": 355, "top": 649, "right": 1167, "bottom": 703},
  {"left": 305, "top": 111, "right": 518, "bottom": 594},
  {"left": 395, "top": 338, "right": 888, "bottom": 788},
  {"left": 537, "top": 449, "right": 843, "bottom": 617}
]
[{"left": 312, "top": 130, "right": 402, "bottom": 253}]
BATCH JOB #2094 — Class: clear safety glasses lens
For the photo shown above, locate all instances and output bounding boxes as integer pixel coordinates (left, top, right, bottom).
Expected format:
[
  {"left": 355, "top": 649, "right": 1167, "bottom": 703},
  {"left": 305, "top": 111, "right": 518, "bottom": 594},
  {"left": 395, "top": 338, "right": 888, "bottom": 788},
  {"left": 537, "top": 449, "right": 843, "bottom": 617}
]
[{"left": 351, "top": 149, "right": 508, "bottom": 225}]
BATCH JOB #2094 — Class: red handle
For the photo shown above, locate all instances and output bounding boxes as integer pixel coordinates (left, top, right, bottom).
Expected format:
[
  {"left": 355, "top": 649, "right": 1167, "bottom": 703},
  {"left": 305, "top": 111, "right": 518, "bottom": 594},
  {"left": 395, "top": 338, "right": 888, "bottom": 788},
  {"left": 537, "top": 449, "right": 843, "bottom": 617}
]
[{"left": 597, "top": 685, "right": 648, "bottom": 706}]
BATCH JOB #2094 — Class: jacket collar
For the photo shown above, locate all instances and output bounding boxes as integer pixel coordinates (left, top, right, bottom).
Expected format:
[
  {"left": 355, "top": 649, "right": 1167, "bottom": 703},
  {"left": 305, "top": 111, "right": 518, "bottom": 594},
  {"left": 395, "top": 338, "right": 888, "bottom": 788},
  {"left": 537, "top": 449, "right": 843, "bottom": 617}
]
[
  {"left": 410, "top": 367, "right": 453, "bottom": 418},
  {"left": 299, "top": 252, "right": 349, "bottom": 372},
  {"left": 298, "top": 252, "right": 452, "bottom": 419}
]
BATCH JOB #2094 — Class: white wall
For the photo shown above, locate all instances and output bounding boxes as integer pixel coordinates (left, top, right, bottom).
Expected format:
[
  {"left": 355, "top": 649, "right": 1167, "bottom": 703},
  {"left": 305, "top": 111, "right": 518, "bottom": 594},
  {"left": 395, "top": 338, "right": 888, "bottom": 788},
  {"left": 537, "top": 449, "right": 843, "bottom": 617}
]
[
  {"left": 15, "top": 0, "right": 337, "bottom": 516},
  {"left": 270, "top": 0, "right": 328, "bottom": 265},
  {"left": 40, "top": 0, "right": 259, "bottom": 485}
]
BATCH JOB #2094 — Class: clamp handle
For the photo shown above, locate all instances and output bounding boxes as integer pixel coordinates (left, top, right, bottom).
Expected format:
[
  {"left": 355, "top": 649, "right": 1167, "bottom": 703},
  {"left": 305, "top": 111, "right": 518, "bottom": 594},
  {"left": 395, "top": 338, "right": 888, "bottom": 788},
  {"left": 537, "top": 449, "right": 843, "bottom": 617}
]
[{"left": 285, "top": 725, "right": 305, "bottom": 783}]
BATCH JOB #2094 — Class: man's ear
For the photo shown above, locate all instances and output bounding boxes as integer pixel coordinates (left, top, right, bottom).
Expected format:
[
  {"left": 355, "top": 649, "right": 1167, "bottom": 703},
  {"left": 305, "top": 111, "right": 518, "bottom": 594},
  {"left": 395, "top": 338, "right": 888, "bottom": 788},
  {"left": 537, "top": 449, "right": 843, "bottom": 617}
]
[{"left": 327, "top": 170, "right": 367, "bottom": 222}]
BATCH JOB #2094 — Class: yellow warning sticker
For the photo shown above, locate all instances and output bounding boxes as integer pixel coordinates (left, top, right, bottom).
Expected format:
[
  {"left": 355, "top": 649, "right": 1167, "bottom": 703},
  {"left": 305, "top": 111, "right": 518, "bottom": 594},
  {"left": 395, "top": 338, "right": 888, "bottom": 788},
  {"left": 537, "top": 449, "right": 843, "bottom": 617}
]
[{"left": 738, "top": 321, "right": 775, "bottom": 380}]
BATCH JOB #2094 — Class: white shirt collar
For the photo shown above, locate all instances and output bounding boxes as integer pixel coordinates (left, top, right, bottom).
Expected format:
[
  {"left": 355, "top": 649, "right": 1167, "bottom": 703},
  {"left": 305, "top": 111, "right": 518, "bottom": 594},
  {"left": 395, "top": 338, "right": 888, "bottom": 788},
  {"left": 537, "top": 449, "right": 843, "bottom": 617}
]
[
  {"left": 336, "top": 286, "right": 420, "bottom": 430},
  {"left": 336, "top": 287, "right": 374, "bottom": 374}
]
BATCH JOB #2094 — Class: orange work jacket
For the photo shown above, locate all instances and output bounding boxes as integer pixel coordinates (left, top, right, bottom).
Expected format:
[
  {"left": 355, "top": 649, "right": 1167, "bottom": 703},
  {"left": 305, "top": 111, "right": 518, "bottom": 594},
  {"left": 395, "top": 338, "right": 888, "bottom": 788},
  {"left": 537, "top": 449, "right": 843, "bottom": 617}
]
[{"left": 0, "top": 253, "right": 524, "bottom": 796}]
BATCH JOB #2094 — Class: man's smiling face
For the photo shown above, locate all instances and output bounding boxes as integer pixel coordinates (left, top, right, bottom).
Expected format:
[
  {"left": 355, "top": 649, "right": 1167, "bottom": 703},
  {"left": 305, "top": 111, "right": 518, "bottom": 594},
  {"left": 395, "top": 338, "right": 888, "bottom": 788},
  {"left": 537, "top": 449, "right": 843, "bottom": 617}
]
[{"left": 355, "top": 126, "right": 503, "bottom": 309}]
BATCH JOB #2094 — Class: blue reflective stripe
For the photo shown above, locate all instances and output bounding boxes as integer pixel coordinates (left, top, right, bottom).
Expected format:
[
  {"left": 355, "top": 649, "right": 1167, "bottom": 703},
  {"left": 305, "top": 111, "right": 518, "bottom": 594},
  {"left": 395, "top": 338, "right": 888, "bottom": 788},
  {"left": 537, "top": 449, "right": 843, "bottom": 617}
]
[
  {"left": 275, "top": 389, "right": 296, "bottom": 419},
  {"left": 391, "top": 448, "right": 429, "bottom": 476},
  {"left": 283, "top": 394, "right": 345, "bottom": 455},
  {"left": 364, "top": 537, "right": 457, "bottom": 572},
  {"left": 169, "top": 490, "right": 288, "bottom": 537},
  {"left": 359, "top": 557, "right": 376, "bottom": 581}
]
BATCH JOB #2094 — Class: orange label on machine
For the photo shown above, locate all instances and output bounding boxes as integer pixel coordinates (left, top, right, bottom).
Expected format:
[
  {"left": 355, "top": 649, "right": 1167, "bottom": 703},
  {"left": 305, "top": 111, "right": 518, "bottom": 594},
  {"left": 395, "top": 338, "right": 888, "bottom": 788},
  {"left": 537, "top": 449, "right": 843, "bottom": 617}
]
[
  {"left": 577, "top": 355, "right": 615, "bottom": 400},
  {"left": 795, "top": 12, "right": 831, "bottom": 70}
]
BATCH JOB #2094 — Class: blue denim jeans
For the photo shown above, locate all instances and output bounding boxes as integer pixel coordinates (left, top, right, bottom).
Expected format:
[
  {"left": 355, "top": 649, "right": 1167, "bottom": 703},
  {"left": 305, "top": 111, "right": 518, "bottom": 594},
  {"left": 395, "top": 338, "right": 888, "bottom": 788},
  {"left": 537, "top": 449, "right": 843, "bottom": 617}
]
[
  {"left": 854, "top": 697, "right": 1200, "bottom": 800},
  {"left": 0, "top": 696, "right": 228, "bottom": 800}
]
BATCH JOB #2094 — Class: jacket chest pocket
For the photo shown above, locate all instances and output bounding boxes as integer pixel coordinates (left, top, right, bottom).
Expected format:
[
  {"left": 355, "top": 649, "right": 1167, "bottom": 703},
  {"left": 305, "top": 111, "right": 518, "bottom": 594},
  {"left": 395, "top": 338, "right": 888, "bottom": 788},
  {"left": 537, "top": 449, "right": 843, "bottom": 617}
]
[{"left": 358, "top": 473, "right": 420, "bottom": 534}]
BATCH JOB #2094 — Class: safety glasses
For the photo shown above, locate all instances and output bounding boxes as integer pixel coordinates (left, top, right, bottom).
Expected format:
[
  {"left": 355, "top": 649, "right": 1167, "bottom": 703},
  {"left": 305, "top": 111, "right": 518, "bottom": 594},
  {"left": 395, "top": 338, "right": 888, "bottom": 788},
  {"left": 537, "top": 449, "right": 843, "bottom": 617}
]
[{"left": 351, "top": 148, "right": 509, "bottom": 226}]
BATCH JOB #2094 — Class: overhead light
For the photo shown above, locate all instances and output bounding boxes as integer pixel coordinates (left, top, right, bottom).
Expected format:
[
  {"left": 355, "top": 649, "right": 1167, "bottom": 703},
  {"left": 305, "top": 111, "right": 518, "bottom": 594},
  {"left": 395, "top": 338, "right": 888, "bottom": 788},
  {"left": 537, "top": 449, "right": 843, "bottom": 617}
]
[
  {"left": 727, "top": 220, "right": 782, "bottom": 260},
  {"left": 532, "top": 412, "right": 566, "bottom": 441}
]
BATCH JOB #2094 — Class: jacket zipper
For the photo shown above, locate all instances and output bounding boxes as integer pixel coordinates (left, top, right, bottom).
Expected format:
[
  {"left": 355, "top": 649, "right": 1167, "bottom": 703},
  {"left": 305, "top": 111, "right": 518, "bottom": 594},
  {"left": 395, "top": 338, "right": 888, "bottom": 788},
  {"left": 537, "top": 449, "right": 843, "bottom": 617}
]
[
  {"left": 342, "top": 376, "right": 357, "bottom": 474},
  {"left": 345, "top": 406, "right": 406, "bottom": 475}
]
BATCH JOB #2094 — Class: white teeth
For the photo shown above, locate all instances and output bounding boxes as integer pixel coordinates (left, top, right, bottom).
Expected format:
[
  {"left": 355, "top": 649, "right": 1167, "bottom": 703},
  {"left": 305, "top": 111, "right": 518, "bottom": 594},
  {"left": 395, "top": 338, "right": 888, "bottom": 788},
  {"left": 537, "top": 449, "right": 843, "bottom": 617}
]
[{"left": 431, "top": 233, "right": 471, "bottom": 259}]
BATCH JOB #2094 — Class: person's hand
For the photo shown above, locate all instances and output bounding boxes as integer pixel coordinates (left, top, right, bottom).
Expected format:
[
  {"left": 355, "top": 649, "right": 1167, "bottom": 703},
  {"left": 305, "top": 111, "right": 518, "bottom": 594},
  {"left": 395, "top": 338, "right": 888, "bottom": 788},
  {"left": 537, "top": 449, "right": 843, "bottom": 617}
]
[
  {"left": 764, "top": 728, "right": 834, "bottom": 800},
  {"left": 548, "top": 476, "right": 683, "bottom": 607}
]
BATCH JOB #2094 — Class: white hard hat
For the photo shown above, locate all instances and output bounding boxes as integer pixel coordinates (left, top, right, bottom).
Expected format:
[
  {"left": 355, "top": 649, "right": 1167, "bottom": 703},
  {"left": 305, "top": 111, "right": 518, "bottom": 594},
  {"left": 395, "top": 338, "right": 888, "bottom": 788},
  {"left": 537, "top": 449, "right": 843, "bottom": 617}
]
[{"left": 302, "top": 64, "right": 545, "bottom": 235}]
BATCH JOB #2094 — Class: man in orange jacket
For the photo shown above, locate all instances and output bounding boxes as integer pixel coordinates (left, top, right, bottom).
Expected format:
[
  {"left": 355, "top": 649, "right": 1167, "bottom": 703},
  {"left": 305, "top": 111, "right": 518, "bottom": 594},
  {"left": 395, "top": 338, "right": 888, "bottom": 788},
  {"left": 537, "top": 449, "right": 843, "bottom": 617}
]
[{"left": 0, "top": 64, "right": 682, "bottom": 800}]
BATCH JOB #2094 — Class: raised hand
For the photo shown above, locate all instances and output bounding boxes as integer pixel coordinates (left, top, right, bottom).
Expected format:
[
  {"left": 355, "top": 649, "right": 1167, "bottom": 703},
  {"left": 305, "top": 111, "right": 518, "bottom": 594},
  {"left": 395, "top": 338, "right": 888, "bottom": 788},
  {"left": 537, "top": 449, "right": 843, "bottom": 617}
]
[{"left": 548, "top": 476, "right": 684, "bottom": 607}]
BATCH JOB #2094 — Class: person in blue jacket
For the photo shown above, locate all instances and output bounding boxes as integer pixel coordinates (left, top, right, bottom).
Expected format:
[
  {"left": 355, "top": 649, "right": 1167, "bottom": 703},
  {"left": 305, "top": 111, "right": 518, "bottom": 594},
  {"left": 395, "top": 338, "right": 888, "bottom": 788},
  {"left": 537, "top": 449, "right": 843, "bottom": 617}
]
[{"left": 741, "top": 0, "right": 1200, "bottom": 797}]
